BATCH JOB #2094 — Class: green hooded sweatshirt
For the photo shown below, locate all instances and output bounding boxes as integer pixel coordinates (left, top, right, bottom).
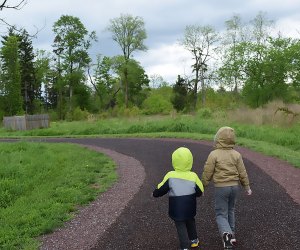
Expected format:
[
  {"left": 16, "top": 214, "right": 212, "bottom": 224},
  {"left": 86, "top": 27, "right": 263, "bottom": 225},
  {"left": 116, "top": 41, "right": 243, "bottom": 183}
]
[{"left": 153, "top": 147, "right": 204, "bottom": 221}]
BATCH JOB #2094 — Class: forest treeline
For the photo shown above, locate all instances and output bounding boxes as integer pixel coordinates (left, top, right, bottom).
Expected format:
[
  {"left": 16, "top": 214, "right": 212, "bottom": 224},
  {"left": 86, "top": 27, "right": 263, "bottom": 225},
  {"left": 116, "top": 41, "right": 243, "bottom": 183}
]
[{"left": 0, "top": 10, "right": 299, "bottom": 121}]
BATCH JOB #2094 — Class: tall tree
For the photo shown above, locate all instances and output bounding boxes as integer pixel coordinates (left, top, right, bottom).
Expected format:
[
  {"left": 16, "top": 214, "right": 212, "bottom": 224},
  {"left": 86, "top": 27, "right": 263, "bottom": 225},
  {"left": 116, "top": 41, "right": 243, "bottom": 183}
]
[
  {"left": 0, "top": 35, "right": 22, "bottom": 115},
  {"left": 2, "top": 28, "right": 41, "bottom": 114},
  {"left": 218, "top": 14, "right": 246, "bottom": 92},
  {"left": 288, "top": 39, "right": 300, "bottom": 102},
  {"left": 250, "top": 11, "right": 273, "bottom": 46},
  {"left": 126, "top": 59, "right": 150, "bottom": 107},
  {"left": 181, "top": 25, "right": 219, "bottom": 109},
  {"left": 111, "top": 56, "right": 149, "bottom": 107},
  {"left": 88, "top": 55, "right": 117, "bottom": 109},
  {"left": 18, "top": 29, "right": 37, "bottom": 114},
  {"left": 107, "top": 13, "right": 147, "bottom": 108},
  {"left": 242, "top": 36, "right": 294, "bottom": 107},
  {"left": 171, "top": 75, "right": 188, "bottom": 112},
  {"left": 241, "top": 12, "right": 276, "bottom": 107},
  {"left": 52, "top": 15, "right": 96, "bottom": 113},
  {"left": 34, "top": 49, "right": 53, "bottom": 111}
]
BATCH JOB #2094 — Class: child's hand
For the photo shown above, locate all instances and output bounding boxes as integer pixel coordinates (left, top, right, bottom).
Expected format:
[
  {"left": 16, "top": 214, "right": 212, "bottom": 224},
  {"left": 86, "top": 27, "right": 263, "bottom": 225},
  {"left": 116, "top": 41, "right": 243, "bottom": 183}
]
[{"left": 246, "top": 189, "right": 252, "bottom": 196}]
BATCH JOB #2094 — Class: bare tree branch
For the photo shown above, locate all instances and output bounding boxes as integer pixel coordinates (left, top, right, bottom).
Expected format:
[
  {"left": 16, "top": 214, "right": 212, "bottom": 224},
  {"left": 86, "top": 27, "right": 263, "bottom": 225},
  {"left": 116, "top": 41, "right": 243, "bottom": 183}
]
[
  {"left": 0, "top": 0, "right": 46, "bottom": 38},
  {"left": 0, "top": 0, "right": 27, "bottom": 10},
  {"left": 0, "top": 17, "right": 46, "bottom": 38}
]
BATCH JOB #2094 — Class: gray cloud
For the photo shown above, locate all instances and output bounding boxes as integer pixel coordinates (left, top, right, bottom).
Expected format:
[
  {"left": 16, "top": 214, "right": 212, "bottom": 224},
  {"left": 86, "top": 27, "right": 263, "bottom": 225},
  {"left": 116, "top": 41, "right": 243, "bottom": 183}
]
[{"left": 1, "top": 0, "right": 299, "bottom": 83}]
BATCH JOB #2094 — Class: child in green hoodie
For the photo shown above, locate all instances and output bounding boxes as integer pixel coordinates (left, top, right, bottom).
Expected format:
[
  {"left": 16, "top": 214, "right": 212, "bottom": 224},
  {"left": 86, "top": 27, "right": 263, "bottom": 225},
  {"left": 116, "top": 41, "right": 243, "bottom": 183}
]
[{"left": 153, "top": 147, "right": 204, "bottom": 250}]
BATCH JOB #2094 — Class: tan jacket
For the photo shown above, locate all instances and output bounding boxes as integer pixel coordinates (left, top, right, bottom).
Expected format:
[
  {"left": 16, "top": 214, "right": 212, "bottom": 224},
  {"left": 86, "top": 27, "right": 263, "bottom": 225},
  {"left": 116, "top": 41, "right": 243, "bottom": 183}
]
[{"left": 202, "top": 127, "right": 250, "bottom": 190}]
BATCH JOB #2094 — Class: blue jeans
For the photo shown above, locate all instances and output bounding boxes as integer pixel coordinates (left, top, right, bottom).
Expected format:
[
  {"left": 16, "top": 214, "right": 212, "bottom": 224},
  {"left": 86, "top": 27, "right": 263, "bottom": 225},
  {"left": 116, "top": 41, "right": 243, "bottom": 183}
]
[{"left": 214, "top": 185, "right": 239, "bottom": 235}]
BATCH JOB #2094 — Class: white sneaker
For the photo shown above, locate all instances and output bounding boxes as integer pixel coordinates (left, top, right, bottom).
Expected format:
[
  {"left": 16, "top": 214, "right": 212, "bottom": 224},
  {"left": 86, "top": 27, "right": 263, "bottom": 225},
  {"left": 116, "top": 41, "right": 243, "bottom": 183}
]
[
  {"left": 231, "top": 237, "right": 237, "bottom": 246},
  {"left": 222, "top": 232, "right": 233, "bottom": 249}
]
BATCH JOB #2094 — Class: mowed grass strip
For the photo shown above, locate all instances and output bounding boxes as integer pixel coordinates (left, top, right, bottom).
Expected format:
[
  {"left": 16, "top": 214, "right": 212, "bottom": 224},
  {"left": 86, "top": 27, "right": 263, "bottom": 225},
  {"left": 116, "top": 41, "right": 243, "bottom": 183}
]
[{"left": 0, "top": 141, "right": 117, "bottom": 250}]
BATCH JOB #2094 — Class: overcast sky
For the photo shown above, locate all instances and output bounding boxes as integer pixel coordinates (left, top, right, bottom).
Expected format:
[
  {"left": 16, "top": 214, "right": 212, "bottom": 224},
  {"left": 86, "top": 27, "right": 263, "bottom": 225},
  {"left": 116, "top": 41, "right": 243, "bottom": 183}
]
[{"left": 1, "top": 0, "right": 300, "bottom": 84}]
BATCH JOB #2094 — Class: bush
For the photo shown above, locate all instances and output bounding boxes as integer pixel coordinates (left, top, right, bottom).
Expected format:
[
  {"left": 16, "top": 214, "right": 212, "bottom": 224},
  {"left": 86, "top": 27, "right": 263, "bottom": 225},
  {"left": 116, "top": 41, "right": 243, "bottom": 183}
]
[
  {"left": 197, "top": 108, "right": 212, "bottom": 118},
  {"left": 142, "top": 94, "right": 173, "bottom": 114},
  {"left": 66, "top": 107, "right": 89, "bottom": 121},
  {"left": 48, "top": 110, "right": 59, "bottom": 121},
  {"left": 167, "top": 122, "right": 190, "bottom": 132},
  {"left": 120, "top": 107, "right": 141, "bottom": 117}
]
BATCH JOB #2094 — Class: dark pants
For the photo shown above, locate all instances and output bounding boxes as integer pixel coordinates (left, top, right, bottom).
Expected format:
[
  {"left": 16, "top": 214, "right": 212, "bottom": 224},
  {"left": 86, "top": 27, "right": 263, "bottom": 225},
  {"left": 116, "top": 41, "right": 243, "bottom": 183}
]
[{"left": 174, "top": 218, "right": 198, "bottom": 249}]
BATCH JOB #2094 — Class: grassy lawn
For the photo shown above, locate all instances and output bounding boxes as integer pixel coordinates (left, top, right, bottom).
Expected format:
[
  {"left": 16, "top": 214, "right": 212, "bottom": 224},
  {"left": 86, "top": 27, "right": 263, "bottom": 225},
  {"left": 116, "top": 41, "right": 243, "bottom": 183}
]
[{"left": 0, "top": 142, "right": 116, "bottom": 250}]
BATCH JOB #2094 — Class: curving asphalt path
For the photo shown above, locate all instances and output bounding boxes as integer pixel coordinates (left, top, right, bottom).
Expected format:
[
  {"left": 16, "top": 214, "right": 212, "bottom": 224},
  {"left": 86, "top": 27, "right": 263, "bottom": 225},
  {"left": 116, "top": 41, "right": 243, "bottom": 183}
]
[{"left": 39, "top": 137, "right": 300, "bottom": 250}]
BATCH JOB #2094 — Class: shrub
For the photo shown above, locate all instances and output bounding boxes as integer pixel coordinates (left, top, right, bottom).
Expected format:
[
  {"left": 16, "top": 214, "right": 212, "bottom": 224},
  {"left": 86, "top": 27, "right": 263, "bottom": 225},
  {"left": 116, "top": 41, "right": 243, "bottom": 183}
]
[
  {"left": 197, "top": 108, "right": 212, "bottom": 118},
  {"left": 66, "top": 107, "right": 89, "bottom": 121},
  {"left": 48, "top": 110, "right": 59, "bottom": 121},
  {"left": 167, "top": 122, "right": 190, "bottom": 132},
  {"left": 142, "top": 94, "right": 172, "bottom": 114}
]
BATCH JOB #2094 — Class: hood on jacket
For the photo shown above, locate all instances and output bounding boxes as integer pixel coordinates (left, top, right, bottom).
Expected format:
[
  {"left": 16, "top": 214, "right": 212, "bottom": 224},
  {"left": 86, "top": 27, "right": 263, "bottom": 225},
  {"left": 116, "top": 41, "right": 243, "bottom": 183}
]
[
  {"left": 214, "top": 126, "right": 236, "bottom": 149},
  {"left": 172, "top": 147, "right": 193, "bottom": 172}
]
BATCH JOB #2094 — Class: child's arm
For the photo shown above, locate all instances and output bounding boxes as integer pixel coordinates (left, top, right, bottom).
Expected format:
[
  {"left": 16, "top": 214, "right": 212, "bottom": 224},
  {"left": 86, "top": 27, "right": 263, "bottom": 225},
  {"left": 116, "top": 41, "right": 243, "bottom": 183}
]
[
  {"left": 152, "top": 173, "right": 170, "bottom": 197},
  {"left": 153, "top": 180, "right": 169, "bottom": 197},
  {"left": 195, "top": 175, "right": 204, "bottom": 197},
  {"left": 236, "top": 154, "right": 251, "bottom": 191},
  {"left": 201, "top": 152, "right": 216, "bottom": 187},
  {"left": 195, "top": 185, "right": 203, "bottom": 197}
]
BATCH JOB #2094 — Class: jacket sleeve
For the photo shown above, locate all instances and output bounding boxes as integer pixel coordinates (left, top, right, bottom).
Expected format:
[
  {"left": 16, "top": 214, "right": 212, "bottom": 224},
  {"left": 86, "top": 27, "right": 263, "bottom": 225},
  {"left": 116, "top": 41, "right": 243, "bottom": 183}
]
[
  {"left": 195, "top": 175, "right": 204, "bottom": 197},
  {"left": 236, "top": 154, "right": 250, "bottom": 190},
  {"left": 153, "top": 180, "right": 169, "bottom": 197},
  {"left": 153, "top": 173, "right": 170, "bottom": 197},
  {"left": 201, "top": 152, "right": 216, "bottom": 187}
]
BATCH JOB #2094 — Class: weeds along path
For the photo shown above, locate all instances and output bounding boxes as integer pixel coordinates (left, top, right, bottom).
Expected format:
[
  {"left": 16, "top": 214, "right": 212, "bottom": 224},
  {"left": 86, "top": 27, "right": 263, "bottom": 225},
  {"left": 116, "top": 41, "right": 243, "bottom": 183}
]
[{"left": 38, "top": 137, "right": 299, "bottom": 250}]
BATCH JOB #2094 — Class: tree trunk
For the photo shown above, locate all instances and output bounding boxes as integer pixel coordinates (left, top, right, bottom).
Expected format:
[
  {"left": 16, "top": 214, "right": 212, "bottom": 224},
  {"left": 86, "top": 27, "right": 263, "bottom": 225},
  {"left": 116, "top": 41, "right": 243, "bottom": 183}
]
[
  {"left": 193, "top": 68, "right": 199, "bottom": 111},
  {"left": 201, "top": 70, "right": 206, "bottom": 107},
  {"left": 124, "top": 64, "right": 128, "bottom": 108}
]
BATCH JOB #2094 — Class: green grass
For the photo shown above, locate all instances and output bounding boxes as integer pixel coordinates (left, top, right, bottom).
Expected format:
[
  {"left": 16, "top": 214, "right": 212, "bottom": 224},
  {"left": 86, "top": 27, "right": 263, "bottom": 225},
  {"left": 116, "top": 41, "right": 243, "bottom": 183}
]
[
  {"left": 0, "top": 141, "right": 116, "bottom": 250},
  {"left": 0, "top": 114, "right": 299, "bottom": 167}
]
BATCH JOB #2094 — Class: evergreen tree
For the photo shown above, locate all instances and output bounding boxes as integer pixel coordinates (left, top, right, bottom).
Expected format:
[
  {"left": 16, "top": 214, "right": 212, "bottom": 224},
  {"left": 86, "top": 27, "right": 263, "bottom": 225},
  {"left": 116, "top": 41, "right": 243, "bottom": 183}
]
[
  {"left": 0, "top": 35, "right": 23, "bottom": 115},
  {"left": 18, "top": 29, "right": 38, "bottom": 114},
  {"left": 1, "top": 28, "right": 39, "bottom": 114},
  {"left": 171, "top": 75, "right": 188, "bottom": 112}
]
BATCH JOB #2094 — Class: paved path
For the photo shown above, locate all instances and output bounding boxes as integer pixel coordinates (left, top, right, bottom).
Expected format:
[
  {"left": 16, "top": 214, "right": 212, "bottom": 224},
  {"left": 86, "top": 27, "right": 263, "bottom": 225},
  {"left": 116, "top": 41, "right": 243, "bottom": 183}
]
[{"left": 44, "top": 137, "right": 300, "bottom": 250}]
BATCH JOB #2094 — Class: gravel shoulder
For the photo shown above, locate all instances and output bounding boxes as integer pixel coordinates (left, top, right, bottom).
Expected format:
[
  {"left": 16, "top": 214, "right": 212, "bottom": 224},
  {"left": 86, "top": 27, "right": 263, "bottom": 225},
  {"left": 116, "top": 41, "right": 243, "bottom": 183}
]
[
  {"left": 40, "top": 145, "right": 146, "bottom": 250},
  {"left": 39, "top": 139, "right": 299, "bottom": 249}
]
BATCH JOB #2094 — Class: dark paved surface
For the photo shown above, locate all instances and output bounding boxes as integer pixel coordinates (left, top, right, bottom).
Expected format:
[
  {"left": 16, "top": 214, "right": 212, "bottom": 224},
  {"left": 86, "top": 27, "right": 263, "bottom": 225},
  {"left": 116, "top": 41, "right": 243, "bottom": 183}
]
[
  {"left": 45, "top": 138, "right": 300, "bottom": 250},
  {"left": 3, "top": 138, "right": 299, "bottom": 249}
]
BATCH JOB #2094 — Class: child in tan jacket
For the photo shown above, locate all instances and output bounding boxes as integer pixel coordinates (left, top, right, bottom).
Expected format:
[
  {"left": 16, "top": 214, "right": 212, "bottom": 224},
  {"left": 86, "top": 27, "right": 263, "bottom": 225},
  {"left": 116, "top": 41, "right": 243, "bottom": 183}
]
[{"left": 202, "top": 126, "right": 252, "bottom": 249}]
